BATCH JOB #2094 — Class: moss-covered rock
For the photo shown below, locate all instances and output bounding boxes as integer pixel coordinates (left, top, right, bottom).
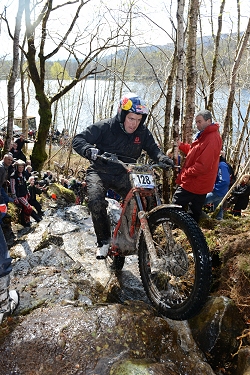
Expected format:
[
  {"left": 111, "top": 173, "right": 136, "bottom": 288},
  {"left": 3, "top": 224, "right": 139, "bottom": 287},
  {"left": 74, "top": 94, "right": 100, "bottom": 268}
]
[{"left": 47, "top": 183, "right": 76, "bottom": 204}]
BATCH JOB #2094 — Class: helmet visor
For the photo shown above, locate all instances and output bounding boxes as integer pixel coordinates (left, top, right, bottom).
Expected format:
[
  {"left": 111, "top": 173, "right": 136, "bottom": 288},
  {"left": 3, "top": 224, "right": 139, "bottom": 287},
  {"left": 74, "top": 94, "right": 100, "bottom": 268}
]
[{"left": 132, "top": 104, "right": 148, "bottom": 115}]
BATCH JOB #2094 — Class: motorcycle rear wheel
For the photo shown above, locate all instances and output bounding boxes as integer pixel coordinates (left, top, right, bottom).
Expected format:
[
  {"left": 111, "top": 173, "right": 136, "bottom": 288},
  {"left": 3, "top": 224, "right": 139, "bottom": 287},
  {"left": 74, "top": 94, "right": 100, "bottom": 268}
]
[
  {"left": 138, "top": 207, "right": 212, "bottom": 320},
  {"left": 66, "top": 168, "right": 74, "bottom": 177},
  {"left": 76, "top": 169, "right": 86, "bottom": 180},
  {"left": 106, "top": 254, "right": 125, "bottom": 271}
]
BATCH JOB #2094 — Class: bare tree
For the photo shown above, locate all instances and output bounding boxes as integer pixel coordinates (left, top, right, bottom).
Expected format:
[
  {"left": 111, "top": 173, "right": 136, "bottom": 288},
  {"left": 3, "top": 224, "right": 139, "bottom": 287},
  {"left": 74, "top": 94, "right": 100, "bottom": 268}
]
[
  {"left": 232, "top": 99, "right": 250, "bottom": 175},
  {"left": 3, "top": 0, "right": 24, "bottom": 153},
  {"left": 172, "top": 0, "right": 185, "bottom": 145},
  {"left": 161, "top": 0, "right": 185, "bottom": 203},
  {"left": 207, "top": 0, "right": 226, "bottom": 113},
  {"left": 222, "top": 17, "right": 250, "bottom": 147},
  {"left": 2, "top": 0, "right": 130, "bottom": 171},
  {"left": 161, "top": 47, "right": 178, "bottom": 203},
  {"left": 183, "top": 0, "right": 199, "bottom": 143}
]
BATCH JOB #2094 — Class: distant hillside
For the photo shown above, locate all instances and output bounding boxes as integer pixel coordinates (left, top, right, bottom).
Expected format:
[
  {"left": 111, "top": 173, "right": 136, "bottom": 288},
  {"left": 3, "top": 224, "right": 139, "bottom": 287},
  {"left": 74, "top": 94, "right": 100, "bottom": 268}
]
[{"left": 0, "top": 33, "right": 240, "bottom": 80}]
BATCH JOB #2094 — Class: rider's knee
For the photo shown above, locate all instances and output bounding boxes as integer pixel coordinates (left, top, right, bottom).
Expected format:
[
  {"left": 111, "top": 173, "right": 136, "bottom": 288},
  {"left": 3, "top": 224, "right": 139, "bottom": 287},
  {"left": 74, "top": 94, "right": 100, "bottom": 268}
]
[{"left": 88, "top": 197, "right": 107, "bottom": 214}]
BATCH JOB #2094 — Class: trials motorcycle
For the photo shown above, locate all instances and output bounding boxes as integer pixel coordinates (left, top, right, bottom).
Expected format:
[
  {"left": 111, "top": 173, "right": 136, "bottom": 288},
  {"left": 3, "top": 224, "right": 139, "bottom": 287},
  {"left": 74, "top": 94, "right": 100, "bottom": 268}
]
[{"left": 98, "top": 153, "right": 212, "bottom": 321}]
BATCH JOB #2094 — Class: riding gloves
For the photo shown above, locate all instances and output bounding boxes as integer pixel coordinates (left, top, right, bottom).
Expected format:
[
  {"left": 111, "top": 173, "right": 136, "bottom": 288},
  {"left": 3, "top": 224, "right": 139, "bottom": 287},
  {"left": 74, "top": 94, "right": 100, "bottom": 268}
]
[
  {"left": 85, "top": 148, "right": 100, "bottom": 161},
  {"left": 158, "top": 155, "right": 174, "bottom": 169}
]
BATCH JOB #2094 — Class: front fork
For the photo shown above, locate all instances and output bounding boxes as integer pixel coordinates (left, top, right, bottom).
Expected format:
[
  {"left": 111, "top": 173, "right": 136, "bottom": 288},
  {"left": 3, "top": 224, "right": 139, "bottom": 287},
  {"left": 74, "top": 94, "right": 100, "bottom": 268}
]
[{"left": 134, "top": 191, "right": 159, "bottom": 271}]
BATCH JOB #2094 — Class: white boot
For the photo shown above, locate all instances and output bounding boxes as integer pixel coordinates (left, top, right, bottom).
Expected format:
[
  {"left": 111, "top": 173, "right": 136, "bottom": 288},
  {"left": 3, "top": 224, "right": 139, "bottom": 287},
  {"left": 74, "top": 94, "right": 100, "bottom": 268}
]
[
  {"left": 0, "top": 275, "right": 19, "bottom": 324},
  {"left": 96, "top": 244, "right": 109, "bottom": 260}
]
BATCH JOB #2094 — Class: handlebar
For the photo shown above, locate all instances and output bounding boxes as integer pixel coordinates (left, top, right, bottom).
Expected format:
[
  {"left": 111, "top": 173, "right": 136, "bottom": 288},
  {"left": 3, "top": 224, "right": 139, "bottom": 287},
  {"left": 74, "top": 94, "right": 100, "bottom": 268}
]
[
  {"left": 97, "top": 152, "right": 121, "bottom": 163},
  {"left": 97, "top": 152, "right": 175, "bottom": 171},
  {"left": 96, "top": 152, "right": 129, "bottom": 171}
]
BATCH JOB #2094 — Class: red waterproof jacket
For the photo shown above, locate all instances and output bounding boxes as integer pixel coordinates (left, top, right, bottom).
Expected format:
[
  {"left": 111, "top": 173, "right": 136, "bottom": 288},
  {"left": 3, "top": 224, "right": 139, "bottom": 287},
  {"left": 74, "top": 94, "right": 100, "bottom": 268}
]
[{"left": 176, "top": 123, "right": 222, "bottom": 194}]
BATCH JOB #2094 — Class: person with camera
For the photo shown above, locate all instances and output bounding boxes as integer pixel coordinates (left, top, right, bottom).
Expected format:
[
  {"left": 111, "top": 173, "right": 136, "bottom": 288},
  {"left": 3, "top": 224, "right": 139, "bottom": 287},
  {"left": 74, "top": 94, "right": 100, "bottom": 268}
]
[
  {"left": 72, "top": 92, "right": 174, "bottom": 259},
  {"left": 229, "top": 174, "right": 250, "bottom": 216},
  {"left": 27, "top": 176, "right": 47, "bottom": 218},
  {"left": 42, "top": 170, "right": 54, "bottom": 186}
]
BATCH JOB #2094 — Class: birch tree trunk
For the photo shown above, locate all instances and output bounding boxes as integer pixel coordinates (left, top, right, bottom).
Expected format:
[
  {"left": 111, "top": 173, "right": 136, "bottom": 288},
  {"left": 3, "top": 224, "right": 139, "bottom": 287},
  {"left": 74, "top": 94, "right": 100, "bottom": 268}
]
[
  {"left": 20, "top": 48, "right": 30, "bottom": 155},
  {"left": 221, "top": 18, "right": 250, "bottom": 146},
  {"left": 183, "top": 0, "right": 199, "bottom": 144},
  {"left": 173, "top": 0, "right": 185, "bottom": 145},
  {"left": 232, "top": 99, "right": 250, "bottom": 176},
  {"left": 160, "top": 50, "right": 177, "bottom": 203},
  {"left": 4, "top": 0, "right": 24, "bottom": 152},
  {"left": 207, "top": 0, "right": 226, "bottom": 113},
  {"left": 162, "top": 0, "right": 185, "bottom": 203}
]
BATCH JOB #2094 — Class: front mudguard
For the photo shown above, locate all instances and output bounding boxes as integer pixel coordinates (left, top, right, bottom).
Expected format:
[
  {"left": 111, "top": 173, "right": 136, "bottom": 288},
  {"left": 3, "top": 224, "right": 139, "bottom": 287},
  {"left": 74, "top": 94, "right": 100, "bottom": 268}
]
[{"left": 147, "top": 203, "right": 183, "bottom": 216}]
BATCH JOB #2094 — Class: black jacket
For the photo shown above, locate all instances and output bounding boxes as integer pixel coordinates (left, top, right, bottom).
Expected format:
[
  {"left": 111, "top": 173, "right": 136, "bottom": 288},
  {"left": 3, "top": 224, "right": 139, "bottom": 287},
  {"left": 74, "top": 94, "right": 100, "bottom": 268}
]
[
  {"left": 232, "top": 183, "right": 250, "bottom": 210},
  {"left": 72, "top": 115, "right": 165, "bottom": 174},
  {"left": 15, "top": 138, "right": 29, "bottom": 151},
  {"left": 10, "top": 171, "right": 28, "bottom": 198},
  {"left": 27, "top": 184, "right": 42, "bottom": 201}
]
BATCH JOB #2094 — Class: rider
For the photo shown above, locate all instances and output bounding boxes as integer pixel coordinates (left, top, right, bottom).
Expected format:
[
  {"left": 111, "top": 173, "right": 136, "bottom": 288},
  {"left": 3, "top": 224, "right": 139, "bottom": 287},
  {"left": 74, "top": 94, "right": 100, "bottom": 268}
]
[{"left": 72, "top": 92, "right": 174, "bottom": 259}]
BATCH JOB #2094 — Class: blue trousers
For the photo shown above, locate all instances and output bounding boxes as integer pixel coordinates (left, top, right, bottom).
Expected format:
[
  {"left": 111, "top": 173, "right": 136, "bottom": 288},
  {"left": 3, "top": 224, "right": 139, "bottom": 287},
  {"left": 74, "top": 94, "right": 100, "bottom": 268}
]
[
  {"left": 0, "top": 226, "right": 12, "bottom": 277},
  {"left": 1, "top": 188, "right": 13, "bottom": 204},
  {"left": 204, "top": 192, "right": 224, "bottom": 220}
]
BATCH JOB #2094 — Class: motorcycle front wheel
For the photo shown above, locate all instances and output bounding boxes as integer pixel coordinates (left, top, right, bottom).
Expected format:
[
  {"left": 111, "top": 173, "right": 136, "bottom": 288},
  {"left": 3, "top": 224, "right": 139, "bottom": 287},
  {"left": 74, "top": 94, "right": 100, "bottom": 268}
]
[{"left": 138, "top": 207, "right": 212, "bottom": 321}]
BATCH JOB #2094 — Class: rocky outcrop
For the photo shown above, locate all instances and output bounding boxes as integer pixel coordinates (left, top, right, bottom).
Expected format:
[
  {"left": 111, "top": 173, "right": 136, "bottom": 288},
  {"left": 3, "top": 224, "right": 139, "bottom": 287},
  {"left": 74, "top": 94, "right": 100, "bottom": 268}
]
[
  {"left": 0, "top": 203, "right": 248, "bottom": 375},
  {"left": 0, "top": 302, "right": 216, "bottom": 375},
  {"left": 190, "top": 296, "right": 246, "bottom": 371}
]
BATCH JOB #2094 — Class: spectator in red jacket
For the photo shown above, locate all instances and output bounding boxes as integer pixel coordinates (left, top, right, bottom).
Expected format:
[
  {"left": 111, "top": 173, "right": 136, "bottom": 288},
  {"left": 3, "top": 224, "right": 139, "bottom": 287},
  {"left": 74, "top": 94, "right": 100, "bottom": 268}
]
[{"left": 172, "top": 109, "right": 222, "bottom": 223}]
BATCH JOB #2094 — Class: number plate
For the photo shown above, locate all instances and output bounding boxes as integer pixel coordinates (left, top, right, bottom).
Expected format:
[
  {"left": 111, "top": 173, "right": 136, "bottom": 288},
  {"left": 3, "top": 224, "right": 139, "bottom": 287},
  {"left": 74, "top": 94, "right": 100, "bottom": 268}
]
[{"left": 131, "top": 173, "right": 155, "bottom": 188}]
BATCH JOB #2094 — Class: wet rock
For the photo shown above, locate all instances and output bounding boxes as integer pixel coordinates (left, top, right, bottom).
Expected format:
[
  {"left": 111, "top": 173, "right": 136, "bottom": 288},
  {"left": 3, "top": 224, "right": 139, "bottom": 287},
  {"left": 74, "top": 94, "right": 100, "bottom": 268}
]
[
  {"left": 0, "top": 302, "right": 215, "bottom": 375},
  {"left": 236, "top": 347, "right": 250, "bottom": 375},
  {"left": 189, "top": 296, "right": 246, "bottom": 369},
  {"left": 10, "top": 244, "right": 106, "bottom": 314},
  {"left": 110, "top": 359, "right": 177, "bottom": 375},
  {"left": 3, "top": 202, "right": 247, "bottom": 374}
]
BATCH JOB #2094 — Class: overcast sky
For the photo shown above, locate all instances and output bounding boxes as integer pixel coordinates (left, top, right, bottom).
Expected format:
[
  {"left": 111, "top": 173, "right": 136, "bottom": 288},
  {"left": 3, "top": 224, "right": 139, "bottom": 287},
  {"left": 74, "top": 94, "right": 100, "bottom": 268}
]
[{"left": 0, "top": 0, "right": 249, "bottom": 59}]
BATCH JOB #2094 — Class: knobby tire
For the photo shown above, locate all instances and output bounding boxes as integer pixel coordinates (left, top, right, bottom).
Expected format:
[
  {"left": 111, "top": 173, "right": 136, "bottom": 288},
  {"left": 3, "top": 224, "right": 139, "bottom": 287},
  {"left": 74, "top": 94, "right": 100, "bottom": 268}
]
[
  {"left": 66, "top": 168, "right": 74, "bottom": 177},
  {"left": 138, "top": 207, "right": 212, "bottom": 320},
  {"left": 106, "top": 254, "right": 125, "bottom": 271},
  {"left": 76, "top": 170, "right": 86, "bottom": 180}
]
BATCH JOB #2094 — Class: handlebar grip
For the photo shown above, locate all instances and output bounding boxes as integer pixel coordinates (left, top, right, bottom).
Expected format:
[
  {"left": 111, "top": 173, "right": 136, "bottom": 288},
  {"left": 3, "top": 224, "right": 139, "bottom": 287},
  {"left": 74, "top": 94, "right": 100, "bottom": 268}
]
[
  {"left": 158, "top": 161, "right": 174, "bottom": 170},
  {"left": 97, "top": 153, "right": 119, "bottom": 163}
]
